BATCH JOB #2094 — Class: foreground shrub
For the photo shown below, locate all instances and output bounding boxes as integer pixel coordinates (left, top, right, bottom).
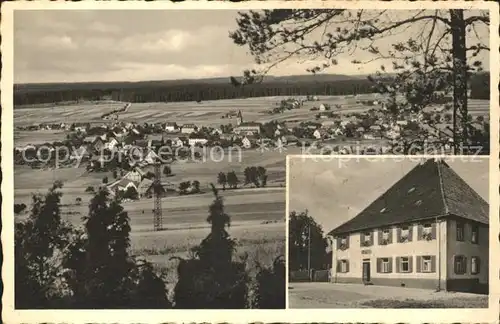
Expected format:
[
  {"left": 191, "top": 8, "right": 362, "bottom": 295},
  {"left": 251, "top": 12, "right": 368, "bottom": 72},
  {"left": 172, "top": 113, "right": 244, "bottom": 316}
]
[
  {"left": 253, "top": 256, "right": 285, "bottom": 309},
  {"left": 173, "top": 184, "right": 249, "bottom": 309}
]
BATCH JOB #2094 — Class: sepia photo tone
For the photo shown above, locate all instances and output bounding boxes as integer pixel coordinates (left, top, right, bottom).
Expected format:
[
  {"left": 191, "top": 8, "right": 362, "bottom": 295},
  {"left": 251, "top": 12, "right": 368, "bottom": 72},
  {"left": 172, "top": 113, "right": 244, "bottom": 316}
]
[
  {"left": 288, "top": 156, "right": 490, "bottom": 308},
  {"left": 2, "top": 1, "right": 498, "bottom": 321}
]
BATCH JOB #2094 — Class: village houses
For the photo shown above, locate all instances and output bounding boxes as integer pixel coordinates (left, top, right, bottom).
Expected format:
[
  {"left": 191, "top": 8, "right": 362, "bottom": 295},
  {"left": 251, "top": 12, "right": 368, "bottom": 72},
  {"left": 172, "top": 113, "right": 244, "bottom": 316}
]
[
  {"left": 181, "top": 124, "right": 197, "bottom": 134},
  {"left": 328, "top": 159, "right": 488, "bottom": 294},
  {"left": 233, "top": 110, "right": 261, "bottom": 135}
]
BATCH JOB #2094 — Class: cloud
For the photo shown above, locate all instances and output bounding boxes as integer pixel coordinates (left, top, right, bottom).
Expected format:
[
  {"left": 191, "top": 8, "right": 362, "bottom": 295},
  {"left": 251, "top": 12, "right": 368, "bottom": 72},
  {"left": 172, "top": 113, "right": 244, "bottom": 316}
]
[
  {"left": 14, "top": 10, "right": 490, "bottom": 83},
  {"left": 39, "top": 35, "right": 78, "bottom": 51}
]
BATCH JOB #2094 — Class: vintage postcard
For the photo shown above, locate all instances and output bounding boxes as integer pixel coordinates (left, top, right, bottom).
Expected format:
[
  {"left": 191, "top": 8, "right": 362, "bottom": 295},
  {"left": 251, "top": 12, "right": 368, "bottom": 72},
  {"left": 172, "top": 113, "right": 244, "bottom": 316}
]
[{"left": 1, "top": 0, "right": 499, "bottom": 323}]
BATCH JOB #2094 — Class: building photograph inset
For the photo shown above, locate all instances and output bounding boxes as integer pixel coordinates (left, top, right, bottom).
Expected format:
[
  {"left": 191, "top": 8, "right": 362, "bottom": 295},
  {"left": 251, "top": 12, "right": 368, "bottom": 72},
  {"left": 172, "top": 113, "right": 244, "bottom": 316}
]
[{"left": 287, "top": 156, "right": 489, "bottom": 309}]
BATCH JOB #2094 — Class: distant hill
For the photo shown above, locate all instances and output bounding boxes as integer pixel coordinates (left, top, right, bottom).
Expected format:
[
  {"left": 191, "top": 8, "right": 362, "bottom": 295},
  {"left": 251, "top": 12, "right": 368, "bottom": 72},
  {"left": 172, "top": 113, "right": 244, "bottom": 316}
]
[
  {"left": 14, "top": 74, "right": 365, "bottom": 93},
  {"left": 13, "top": 72, "right": 489, "bottom": 106}
]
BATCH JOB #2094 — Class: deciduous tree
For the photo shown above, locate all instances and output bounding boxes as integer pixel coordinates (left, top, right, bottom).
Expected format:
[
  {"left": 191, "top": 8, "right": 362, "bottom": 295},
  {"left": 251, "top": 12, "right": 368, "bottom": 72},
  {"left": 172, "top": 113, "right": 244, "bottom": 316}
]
[{"left": 230, "top": 9, "right": 490, "bottom": 148}]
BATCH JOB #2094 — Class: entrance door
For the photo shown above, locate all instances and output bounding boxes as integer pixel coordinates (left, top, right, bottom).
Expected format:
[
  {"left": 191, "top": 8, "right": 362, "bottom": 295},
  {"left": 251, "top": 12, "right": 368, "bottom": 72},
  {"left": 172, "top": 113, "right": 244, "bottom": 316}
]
[{"left": 362, "top": 260, "right": 371, "bottom": 283}]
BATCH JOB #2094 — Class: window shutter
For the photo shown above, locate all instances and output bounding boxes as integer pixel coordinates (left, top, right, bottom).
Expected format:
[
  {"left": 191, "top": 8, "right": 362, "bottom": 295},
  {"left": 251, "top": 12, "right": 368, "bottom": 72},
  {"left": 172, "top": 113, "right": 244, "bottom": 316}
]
[
  {"left": 336, "top": 237, "right": 341, "bottom": 250},
  {"left": 388, "top": 257, "right": 393, "bottom": 273},
  {"left": 416, "top": 256, "right": 422, "bottom": 273},
  {"left": 360, "top": 233, "right": 364, "bottom": 247},
  {"left": 346, "top": 260, "right": 350, "bottom": 273},
  {"left": 408, "top": 256, "right": 413, "bottom": 273},
  {"left": 376, "top": 258, "right": 381, "bottom": 273},
  {"left": 431, "top": 222, "right": 437, "bottom": 240},
  {"left": 370, "top": 231, "right": 374, "bottom": 246},
  {"left": 395, "top": 257, "right": 401, "bottom": 273},
  {"left": 336, "top": 260, "right": 341, "bottom": 272},
  {"left": 378, "top": 229, "right": 383, "bottom": 245},
  {"left": 417, "top": 224, "right": 423, "bottom": 240},
  {"left": 464, "top": 256, "right": 467, "bottom": 273},
  {"left": 431, "top": 255, "right": 436, "bottom": 273},
  {"left": 345, "top": 235, "right": 350, "bottom": 249},
  {"left": 388, "top": 228, "right": 393, "bottom": 244},
  {"left": 408, "top": 225, "right": 413, "bottom": 242},
  {"left": 396, "top": 227, "right": 402, "bottom": 242},
  {"left": 477, "top": 257, "right": 480, "bottom": 274}
]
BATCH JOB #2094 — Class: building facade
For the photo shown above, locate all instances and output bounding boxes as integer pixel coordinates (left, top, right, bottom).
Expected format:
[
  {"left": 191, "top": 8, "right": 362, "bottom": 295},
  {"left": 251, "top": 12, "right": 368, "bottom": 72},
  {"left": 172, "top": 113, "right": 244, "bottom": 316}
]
[{"left": 328, "top": 159, "right": 489, "bottom": 293}]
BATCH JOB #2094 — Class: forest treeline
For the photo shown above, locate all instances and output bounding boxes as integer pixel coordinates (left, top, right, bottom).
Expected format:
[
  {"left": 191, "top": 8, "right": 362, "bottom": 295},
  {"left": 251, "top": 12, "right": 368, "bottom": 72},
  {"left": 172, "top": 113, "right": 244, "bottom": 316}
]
[{"left": 14, "top": 72, "right": 490, "bottom": 106}]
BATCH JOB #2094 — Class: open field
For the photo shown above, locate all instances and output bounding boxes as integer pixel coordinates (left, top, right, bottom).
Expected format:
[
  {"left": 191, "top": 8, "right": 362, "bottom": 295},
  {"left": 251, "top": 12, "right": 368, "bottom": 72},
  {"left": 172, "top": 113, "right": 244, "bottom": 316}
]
[
  {"left": 288, "top": 283, "right": 488, "bottom": 308},
  {"left": 14, "top": 146, "right": 291, "bottom": 205},
  {"left": 15, "top": 96, "right": 491, "bottom": 129}
]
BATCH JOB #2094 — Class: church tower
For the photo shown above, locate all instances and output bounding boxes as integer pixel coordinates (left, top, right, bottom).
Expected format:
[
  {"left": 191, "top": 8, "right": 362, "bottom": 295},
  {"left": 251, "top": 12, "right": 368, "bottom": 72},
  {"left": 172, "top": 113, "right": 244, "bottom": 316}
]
[{"left": 236, "top": 110, "right": 243, "bottom": 126}]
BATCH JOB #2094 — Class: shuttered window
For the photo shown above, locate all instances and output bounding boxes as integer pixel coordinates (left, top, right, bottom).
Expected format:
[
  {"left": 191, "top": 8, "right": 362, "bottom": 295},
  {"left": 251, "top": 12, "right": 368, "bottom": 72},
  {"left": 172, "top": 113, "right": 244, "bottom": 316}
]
[
  {"left": 454, "top": 255, "right": 467, "bottom": 274},
  {"left": 379, "top": 228, "right": 392, "bottom": 245},
  {"left": 376, "top": 257, "right": 393, "bottom": 273},
  {"left": 471, "top": 257, "right": 480, "bottom": 274},
  {"left": 471, "top": 225, "right": 479, "bottom": 244},
  {"left": 396, "top": 256, "right": 413, "bottom": 273},
  {"left": 337, "top": 235, "right": 349, "bottom": 250},
  {"left": 338, "top": 259, "right": 349, "bottom": 273},
  {"left": 398, "top": 225, "right": 411, "bottom": 243},
  {"left": 361, "top": 231, "right": 373, "bottom": 247}
]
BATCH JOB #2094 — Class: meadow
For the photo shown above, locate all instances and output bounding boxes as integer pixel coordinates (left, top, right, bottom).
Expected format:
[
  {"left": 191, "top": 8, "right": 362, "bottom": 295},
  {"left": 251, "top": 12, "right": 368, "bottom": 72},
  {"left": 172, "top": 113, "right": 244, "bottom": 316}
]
[{"left": 14, "top": 95, "right": 490, "bottom": 129}]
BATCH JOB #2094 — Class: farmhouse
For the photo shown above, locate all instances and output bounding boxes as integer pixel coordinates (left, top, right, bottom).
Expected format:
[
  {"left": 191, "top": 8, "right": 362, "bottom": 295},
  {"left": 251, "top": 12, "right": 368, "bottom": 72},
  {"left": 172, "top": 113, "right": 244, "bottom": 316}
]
[
  {"left": 188, "top": 138, "right": 208, "bottom": 147},
  {"left": 164, "top": 122, "right": 178, "bottom": 132},
  {"left": 108, "top": 178, "right": 140, "bottom": 195},
  {"left": 73, "top": 122, "right": 91, "bottom": 133},
  {"left": 234, "top": 122, "right": 261, "bottom": 135},
  {"left": 147, "top": 134, "right": 164, "bottom": 148},
  {"left": 83, "top": 136, "right": 104, "bottom": 152},
  {"left": 242, "top": 136, "right": 252, "bottom": 148},
  {"left": 104, "top": 137, "right": 120, "bottom": 151},
  {"left": 123, "top": 167, "right": 145, "bottom": 182},
  {"left": 138, "top": 178, "right": 154, "bottom": 197},
  {"left": 328, "top": 159, "right": 488, "bottom": 293}
]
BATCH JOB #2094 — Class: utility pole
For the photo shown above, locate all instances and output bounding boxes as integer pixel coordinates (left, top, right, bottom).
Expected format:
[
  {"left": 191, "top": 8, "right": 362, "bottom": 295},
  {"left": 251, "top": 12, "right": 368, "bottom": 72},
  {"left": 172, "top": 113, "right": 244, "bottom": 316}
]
[
  {"left": 153, "top": 161, "right": 163, "bottom": 231},
  {"left": 307, "top": 224, "right": 311, "bottom": 281}
]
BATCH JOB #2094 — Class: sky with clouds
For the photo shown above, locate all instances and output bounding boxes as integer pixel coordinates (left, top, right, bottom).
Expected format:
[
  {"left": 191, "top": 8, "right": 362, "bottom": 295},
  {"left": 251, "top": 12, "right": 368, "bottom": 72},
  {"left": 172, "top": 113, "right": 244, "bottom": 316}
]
[
  {"left": 288, "top": 157, "right": 489, "bottom": 234},
  {"left": 14, "top": 9, "right": 490, "bottom": 84}
]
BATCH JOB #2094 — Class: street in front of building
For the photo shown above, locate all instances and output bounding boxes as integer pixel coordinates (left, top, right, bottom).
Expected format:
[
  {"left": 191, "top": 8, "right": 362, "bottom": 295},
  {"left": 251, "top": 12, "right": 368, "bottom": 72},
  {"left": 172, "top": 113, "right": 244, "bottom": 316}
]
[{"left": 288, "top": 282, "right": 488, "bottom": 308}]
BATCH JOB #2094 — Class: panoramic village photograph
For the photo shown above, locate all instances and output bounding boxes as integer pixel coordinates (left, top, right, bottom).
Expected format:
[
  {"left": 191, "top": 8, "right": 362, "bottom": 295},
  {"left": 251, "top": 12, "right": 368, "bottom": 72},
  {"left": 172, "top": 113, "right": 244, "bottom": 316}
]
[
  {"left": 287, "top": 156, "right": 489, "bottom": 308},
  {"left": 10, "top": 6, "right": 492, "bottom": 310}
]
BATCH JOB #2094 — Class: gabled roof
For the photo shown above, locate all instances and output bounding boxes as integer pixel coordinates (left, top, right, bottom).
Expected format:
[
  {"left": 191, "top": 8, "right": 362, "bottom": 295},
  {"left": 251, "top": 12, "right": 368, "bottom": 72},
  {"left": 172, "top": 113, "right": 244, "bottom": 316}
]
[{"left": 329, "top": 159, "right": 488, "bottom": 236}]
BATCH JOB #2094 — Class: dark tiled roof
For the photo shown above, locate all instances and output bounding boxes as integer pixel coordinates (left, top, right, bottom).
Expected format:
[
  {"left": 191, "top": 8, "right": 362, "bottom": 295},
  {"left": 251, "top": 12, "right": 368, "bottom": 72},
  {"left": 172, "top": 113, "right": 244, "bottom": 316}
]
[{"left": 329, "top": 159, "right": 488, "bottom": 236}]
